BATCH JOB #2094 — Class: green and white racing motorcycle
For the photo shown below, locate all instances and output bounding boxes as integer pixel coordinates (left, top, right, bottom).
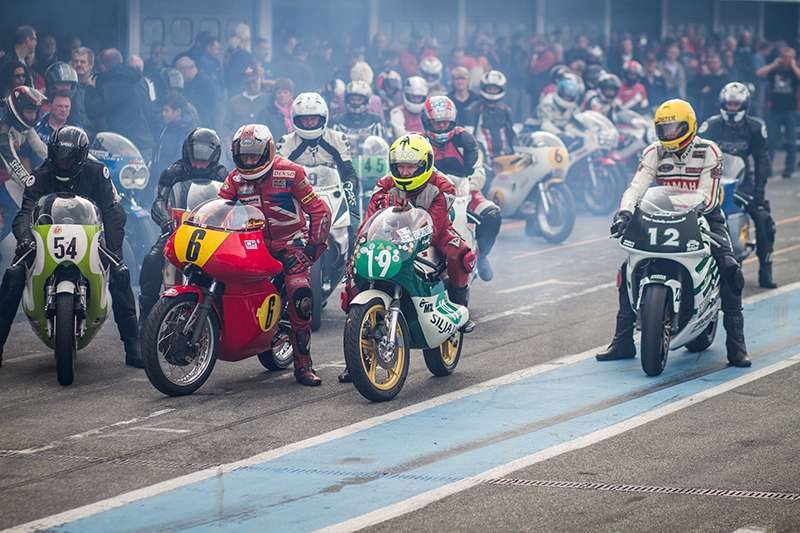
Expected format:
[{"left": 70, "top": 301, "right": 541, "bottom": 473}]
[
  {"left": 343, "top": 205, "right": 470, "bottom": 402},
  {"left": 20, "top": 193, "right": 111, "bottom": 385}
]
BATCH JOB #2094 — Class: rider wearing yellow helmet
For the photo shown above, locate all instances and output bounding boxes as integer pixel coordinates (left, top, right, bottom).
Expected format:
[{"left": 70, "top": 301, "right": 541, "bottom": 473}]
[
  {"left": 599, "top": 99, "right": 751, "bottom": 368},
  {"left": 338, "top": 133, "right": 477, "bottom": 382}
]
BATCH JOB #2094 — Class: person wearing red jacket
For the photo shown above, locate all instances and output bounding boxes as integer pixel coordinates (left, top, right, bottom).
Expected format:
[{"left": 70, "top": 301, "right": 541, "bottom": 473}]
[
  {"left": 338, "top": 133, "right": 476, "bottom": 383},
  {"left": 218, "top": 123, "right": 331, "bottom": 386}
]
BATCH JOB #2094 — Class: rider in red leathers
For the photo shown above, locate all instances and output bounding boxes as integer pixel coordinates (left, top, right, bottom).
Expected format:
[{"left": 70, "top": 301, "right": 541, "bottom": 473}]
[{"left": 218, "top": 123, "right": 331, "bottom": 386}]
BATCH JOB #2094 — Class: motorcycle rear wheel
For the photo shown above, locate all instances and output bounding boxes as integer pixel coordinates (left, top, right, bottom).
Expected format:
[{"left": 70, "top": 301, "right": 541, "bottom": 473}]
[
  {"left": 423, "top": 331, "right": 463, "bottom": 376},
  {"left": 142, "top": 293, "right": 219, "bottom": 396},
  {"left": 258, "top": 325, "right": 293, "bottom": 370},
  {"left": 535, "top": 183, "right": 576, "bottom": 244},
  {"left": 55, "top": 292, "right": 77, "bottom": 386},
  {"left": 344, "top": 298, "right": 410, "bottom": 402},
  {"left": 640, "top": 284, "right": 672, "bottom": 376}
]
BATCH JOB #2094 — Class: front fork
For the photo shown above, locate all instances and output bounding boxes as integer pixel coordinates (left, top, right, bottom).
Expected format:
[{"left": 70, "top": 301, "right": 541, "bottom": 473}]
[
  {"left": 183, "top": 281, "right": 218, "bottom": 344},
  {"left": 383, "top": 285, "right": 403, "bottom": 360}
]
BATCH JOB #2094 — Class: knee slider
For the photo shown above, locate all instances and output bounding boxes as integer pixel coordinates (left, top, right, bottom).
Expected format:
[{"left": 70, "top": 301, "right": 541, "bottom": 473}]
[{"left": 293, "top": 287, "right": 313, "bottom": 321}]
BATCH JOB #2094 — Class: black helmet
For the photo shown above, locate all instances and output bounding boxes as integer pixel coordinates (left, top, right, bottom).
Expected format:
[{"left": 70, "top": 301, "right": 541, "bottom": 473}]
[
  {"left": 182, "top": 128, "right": 221, "bottom": 169},
  {"left": 598, "top": 73, "right": 622, "bottom": 101},
  {"left": 583, "top": 64, "right": 605, "bottom": 90},
  {"left": 44, "top": 62, "right": 78, "bottom": 97},
  {"left": 4, "top": 86, "right": 47, "bottom": 130},
  {"left": 48, "top": 126, "right": 90, "bottom": 180}
]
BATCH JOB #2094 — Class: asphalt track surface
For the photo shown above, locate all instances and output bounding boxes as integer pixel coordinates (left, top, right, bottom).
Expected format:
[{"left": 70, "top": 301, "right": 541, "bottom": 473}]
[{"left": 1, "top": 167, "right": 800, "bottom": 532}]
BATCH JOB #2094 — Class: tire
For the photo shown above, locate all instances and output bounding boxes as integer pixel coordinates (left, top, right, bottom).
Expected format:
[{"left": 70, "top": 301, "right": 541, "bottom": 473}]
[
  {"left": 685, "top": 316, "right": 719, "bottom": 353},
  {"left": 640, "top": 284, "right": 673, "bottom": 377},
  {"left": 310, "top": 260, "right": 323, "bottom": 332},
  {"left": 536, "top": 183, "right": 576, "bottom": 244},
  {"left": 423, "top": 331, "right": 463, "bottom": 377},
  {"left": 142, "top": 293, "right": 219, "bottom": 396},
  {"left": 343, "top": 297, "right": 410, "bottom": 402},
  {"left": 257, "top": 325, "right": 293, "bottom": 370},
  {"left": 583, "top": 163, "right": 618, "bottom": 215},
  {"left": 55, "top": 292, "right": 77, "bottom": 386},
  {"left": 524, "top": 216, "right": 542, "bottom": 237},
  {"left": 609, "top": 163, "right": 629, "bottom": 198}
]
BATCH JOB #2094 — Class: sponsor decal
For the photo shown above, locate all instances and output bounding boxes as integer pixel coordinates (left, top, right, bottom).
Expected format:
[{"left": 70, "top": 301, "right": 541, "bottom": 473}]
[
  {"left": 447, "top": 235, "right": 461, "bottom": 248},
  {"left": 272, "top": 179, "right": 288, "bottom": 188},
  {"left": 301, "top": 191, "right": 317, "bottom": 204},
  {"left": 163, "top": 288, "right": 178, "bottom": 297},
  {"left": 244, "top": 239, "right": 258, "bottom": 249},
  {"left": 238, "top": 184, "right": 255, "bottom": 194},
  {"left": 686, "top": 239, "right": 700, "bottom": 252},
  {"left": 102, "top": 166, "right": 110, "bottom": 179},
  {"left": 657, "top": 163, "right": 674, "bottom": 172},
  {"left": 692, "top": 150, "right": 706, "bottom": 159},
  {"left": 273, "top": 169, "right": 296, "bottom": 178},
  {"left": 53, "top": 225, "right": 62, "bottom": 235},
  {"left": 685, "top": 167, "right": 703, "bottom": 175}
]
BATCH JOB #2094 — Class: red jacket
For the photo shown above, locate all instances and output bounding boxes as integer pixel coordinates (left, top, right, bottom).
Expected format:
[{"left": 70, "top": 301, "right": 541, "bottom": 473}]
[{"left": 218, "top": 156, "right": 331, "bottom": 248}]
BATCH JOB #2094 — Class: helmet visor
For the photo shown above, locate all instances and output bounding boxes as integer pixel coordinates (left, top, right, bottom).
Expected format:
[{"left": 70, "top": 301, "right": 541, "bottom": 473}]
[
  {"left": 482, "top": 84, "right": 503, "bottom": 95},
  {"left": 429, "top": 119, "right": 454, "bottom": 134},
  {"left": 656, "top": 121, "right": 689, "bottom": 142},
  {"left": 406, "top": 93, "right": 426, "bottom": 104},
  {"left": 295, "top": 115, "right": 324, "bottom": 130},
  {"left": 51, "top": 144, "right": 81, "bottom": 173},
  {"left": 188, "top": 140, "right": 216, "bottom": 163},
  {"left": 723, "top": 100, "right": 744, "bottom": 113}
]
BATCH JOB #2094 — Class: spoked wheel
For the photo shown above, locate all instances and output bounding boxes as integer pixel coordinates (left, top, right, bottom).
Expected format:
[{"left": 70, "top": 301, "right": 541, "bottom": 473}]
[
  {"left": 640, "top": 284, "right": 673, "bottom": 376},
  {"left": 423, "top": 331, "right": 463, "bottom": 377},
  {"left": 343, "top": 297, "right": 410, "bottom": 402},
  {"left": 142, "top": 294, "right": 218, "bottom": 396},
  {"left": 55, "top": 292, "right": 77, "bottom": 386},
  {"left": 583, "top": 163, "right": 618, "bottom": 215},
  {"left": 258, "top": 324, "right": 293, "bottom": 370},
  {"left": 536, "top": 183, "right": 576, "bottom": 244}
]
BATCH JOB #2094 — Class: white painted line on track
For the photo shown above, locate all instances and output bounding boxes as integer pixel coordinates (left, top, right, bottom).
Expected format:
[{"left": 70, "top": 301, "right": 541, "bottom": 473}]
[
  {"left": 511, "top": 235, "right": 607, "bottom": 260},
  {"left": 0, "top": 409, "right": 175, "bottom": 456},
  {"left": 130, "top": 427, "right": 191, "bottom": 434},
  {"left": 496, "top": 278, "right": 584, "bottom": 295},
  {"left": 318, "top": 353, "right": 800, "bottom": 533},
  {"left": 7, "top": 283, "right": 800, "bottom": 533},
  {"left": 477, "top": 282, "right": 615, "bottom": 324},
  {"left": 1, "top": 352, "right": 51, "bottom": 364}
]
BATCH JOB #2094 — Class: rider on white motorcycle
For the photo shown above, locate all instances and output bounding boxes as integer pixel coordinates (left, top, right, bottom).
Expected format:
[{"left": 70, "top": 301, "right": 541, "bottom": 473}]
[
  {"left": 329, "top": 81, "right": 386, "bottom": 140},
  {"left": 538, "top": 74, "right": 584, "bottom": 134},
  {"left": 422, "top": 95, "right": 501, "bottom": 282},
  {"left": 598, "top": 99, "right": 750, "bottom": 368},
  {"left": 390, "top": 76, "right": 428, "bottom": 138},
  {"left": 584, "top": 72, "right": 622, "bottom": 120}
]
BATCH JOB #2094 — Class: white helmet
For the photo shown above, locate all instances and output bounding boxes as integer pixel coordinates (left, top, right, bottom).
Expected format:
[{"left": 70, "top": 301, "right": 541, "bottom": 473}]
[
  {"left": 420, "top": 56, "right": 443, "bottom": 86},
  {"left": 345, "top": 80, "right": 372, "bottom": 114},
  {"left": 291, "top": 92, "right": 329, "bottom": 140},
  {"left": 362, "top": 135, "right": 390, "bottom": 157},
  {"left": 232, "top": 124, "right": 276, "bottom": 181},
  {"left": 403, "top": 76, "right": 429, "bottom": 114},
  {"left": 350, "top": 61, "right": 374, "bottom": 85},
  {"left": 479, "top": 70, "right": 507, "bottom": 101}
]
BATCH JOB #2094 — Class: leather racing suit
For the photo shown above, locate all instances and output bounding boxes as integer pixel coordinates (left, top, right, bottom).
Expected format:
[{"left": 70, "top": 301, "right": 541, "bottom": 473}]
[
  {"left": 389, "top": 106, "right": 424, "bottom": 138},
  {"left": 463, "top": 100, "right": 516, "bottom": 164}
]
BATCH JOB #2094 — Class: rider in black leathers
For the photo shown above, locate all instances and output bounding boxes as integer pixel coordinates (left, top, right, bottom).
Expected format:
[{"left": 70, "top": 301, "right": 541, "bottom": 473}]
[
  {"left": 698, "top": 82, "right": 776, "bottom": 289},
  {"left": 0, "top": 126, "right": 142, "bottom": 367},
  {"left": 137, "top": 128, "right": 227, "bottom": 327}
]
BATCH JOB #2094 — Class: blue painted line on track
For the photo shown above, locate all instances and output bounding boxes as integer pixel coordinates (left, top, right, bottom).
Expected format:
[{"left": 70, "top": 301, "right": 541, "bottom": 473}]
[{"left": 49, "top": 289, "right": 800, "bottom": 533}]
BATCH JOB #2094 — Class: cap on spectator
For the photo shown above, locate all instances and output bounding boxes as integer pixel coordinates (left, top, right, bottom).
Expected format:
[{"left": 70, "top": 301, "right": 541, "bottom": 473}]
[{"left": 275, "top": 77, "right": 294, "bottom": 93}]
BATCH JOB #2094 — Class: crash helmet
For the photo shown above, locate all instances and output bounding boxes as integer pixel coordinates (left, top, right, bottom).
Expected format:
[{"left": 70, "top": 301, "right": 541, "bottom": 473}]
[
  {"left": 554, "top": 74, "right": 582, "bottom": 110},
  {"left": 345, "top": 80, "right": 372, "bottom": 114},
  {"left": 4, "top": 86, "right": 46, "bottom": 130},
  {"left": 598, "top": 73, "right": 622, "bottom": 102},
  {"left": 48, "top": 126, "right": 90, "bottom": 181},
  {"left": 182, "top": 128, "right": 221, "bottom": 169},
  {"left": 291, "top": 92, "right": 329, "bottom": 140},
  {"left": 44, "top": 62, "right": 78, "bottom": 98},
  {"left": 420, "top": 56, "right": 443, "bottom": 86},
  {"left": 378, "top": 69, "right": 402, "bottom": 95},
  {"left": 583, "top": 64, "right": 606, "bottom": 90},
  {"left": 389, "top": 133, "right": 435, "bottom": 192},
  {"left": 403, "top": 76, "right": 429, "bottom": 114},
  {"left": 422, "top": 95, "right": 458, "bottom": 144},
  {"left": 654, "top": 99, "right": 697, "bottom": 153},
  {"left": 231, "top": 123, "right": 276, "bottom": 181},
  {"left": 719, "top": 82, "right": 750, "bottom": 125},
  {"left": 549, "top": 64, "right": 570, "bottom": 85},
  {"left": 623, "top": 60, "right": 644, "bottom": 83},
  {"left": 480, "top": 70, "right": 507, "bottom": 102}
]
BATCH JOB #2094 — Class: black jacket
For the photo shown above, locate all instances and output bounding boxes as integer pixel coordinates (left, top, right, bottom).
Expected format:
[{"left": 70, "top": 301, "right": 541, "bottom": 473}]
[
  {"left": 95, "top": 64, "right": 155, "bottom": 157},
  {"left": 150, "top": 160, "right": 227, "bottom": 228},
  {"left": 698, "top": 114, "right": 771, "bottom": 201},
  {"left": 430, "top": 127, "right": 480, "bottom": 177},
  {"left": 462, "top": 100, "right": 516, "bottom": 158},
  {"left": 13, "top": 158, "right": 126, "bottom": 254}
]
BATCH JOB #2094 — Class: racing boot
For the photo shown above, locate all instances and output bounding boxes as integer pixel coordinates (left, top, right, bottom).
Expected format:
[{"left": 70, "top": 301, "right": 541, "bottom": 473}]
[
  {"left": 338, "top": 367, "right": 352, "bottom": 383},
  {"left": 448, "top": 286, "right": 476, "bottom": 333},
  {"left": 724, "top": 314, "right": 751, "bottom": 367},
  {"left": 124, "top": 337, "right": 143, "bottom": 368},
  {"left": 477, "top": 255, "right": 494, "bottom": 282},
  {"left": 292, "top": 330, "right": 322, "bottom": 386},
  {"left": 596, "top": 275, "right": 636, "bottom": 361},
  {"left": 758, "top": 260, "right": 777, "bottom": 289}
]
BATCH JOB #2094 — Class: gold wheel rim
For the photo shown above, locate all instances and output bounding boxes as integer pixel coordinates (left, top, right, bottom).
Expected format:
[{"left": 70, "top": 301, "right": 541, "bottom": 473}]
[
  {"left": 440, "top": 333, "right": 460, "bottom": 366},
  {"left": 359, "top": 304, "right": 405, "bottom": 391}
]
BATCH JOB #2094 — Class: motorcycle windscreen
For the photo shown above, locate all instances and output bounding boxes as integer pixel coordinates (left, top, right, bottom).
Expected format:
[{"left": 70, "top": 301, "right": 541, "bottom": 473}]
[
  {"left": 33, "top": 194, "right": 101, "bottom": 225},
  {"left": 620, "top": 187, "right": 705, "bottom": 254}
]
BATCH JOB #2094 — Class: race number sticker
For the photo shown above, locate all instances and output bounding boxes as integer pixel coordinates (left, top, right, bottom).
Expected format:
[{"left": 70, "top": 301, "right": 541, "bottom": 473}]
[
  {"left": 355, "top": 240, "right": 402, "bottom": 280},
  {"left": 548, "top": 147, "right": 568, "bottom": 170},
  {"left": 47, "top": 225, "right": 88, "bottom": 264},
  {"left": 256, "top": 293, "right": 281, "bottom": 332}
]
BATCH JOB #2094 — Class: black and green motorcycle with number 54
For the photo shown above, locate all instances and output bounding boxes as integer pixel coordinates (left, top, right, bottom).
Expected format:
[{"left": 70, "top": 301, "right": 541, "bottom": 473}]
[{"left": 343, "top": 205, "right": 470, "bottom": 402}]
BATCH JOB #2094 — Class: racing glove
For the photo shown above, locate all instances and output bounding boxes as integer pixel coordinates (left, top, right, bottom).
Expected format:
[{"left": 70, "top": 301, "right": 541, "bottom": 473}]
[
  {"left": 610, "top": 210, "right": 632, "bottom": 237},
  {"left": 15, "top": 237, "right": 36, "bottom": 257}
]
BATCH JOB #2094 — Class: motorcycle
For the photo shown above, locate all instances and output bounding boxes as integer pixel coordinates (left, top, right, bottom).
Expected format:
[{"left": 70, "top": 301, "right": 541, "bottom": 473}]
[
  {"left": 89, "top": 132, "right": 159, "bottom": 284},
  {"left": 354, "top": 135, "right": 390, "bottom": 214},
  {"left": 21, "top": 193, "right": 112, "bottom": 385},
  {"left": 141, "top": 199, "right": 293, "bottom": 396},
  {"left": 344, "top": 205, "right": 470, "bottom": 402},
  {"left": 720, "top": 154, "right": 754, "bottom": 262},
  {"left": 617, "top": 186, "right": 722, "bottom": 377},
  {"left": 304, "top": 165, "right": 350, "bottom": 331},
  {"left": 489, "top": 131, "right": 576, "bottom": 243},
  {"left": 612, "top": 109, "right": 656, "bottom": 179},
  {"left": 443, "top": 172, "right": 479, "bottom": 280},
  {"left": 561, "top": 111, "right": 624, "bottom": 215}
]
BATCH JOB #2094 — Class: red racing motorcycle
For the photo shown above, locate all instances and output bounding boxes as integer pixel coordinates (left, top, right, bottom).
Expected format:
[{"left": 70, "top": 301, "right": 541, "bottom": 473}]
[{"left": 141, "top": 199, "right": 293, "bottom": 396}]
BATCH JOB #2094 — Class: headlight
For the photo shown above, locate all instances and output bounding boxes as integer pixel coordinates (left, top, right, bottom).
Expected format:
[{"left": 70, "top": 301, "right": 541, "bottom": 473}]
[{"left": 119, "top": 164, "right": 150, "bottom": 189}]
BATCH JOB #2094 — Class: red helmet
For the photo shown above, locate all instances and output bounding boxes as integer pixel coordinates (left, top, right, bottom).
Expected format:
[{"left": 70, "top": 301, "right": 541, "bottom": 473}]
[
  {"left": 623, "top": 60, "right": 644, "bottom": 80},
  {"left": 5, "top": 85, "right": 47, "bottom": 130},
  {"left": 231, "top": 124, "right": 276, "bottom": 181},
  {"left": 422, "top": 95, "right": 457, "bottom": 144}
]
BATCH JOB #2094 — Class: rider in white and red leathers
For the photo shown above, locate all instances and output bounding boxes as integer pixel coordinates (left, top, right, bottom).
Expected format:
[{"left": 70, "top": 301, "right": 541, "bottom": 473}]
[
  {"left": 390, "top": 76, "right": 428, "bottom": 138},
  {"left": 422, "top": 95, "right": 501, "bottom": 282},
  {"left": 420, "top": 56, "right": 447, "bottom": 97},
  {"left": 463, "top": 70, "right": 516, "bottom": 164},
  {"left": 538, "top": 73, "right": 583, "bottom": 134}
]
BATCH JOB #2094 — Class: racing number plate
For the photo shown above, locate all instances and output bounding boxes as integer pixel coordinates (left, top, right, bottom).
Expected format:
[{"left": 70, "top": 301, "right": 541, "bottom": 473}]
[
  {"left": 621, "top": 211, "right": 704, "bottom": 253},
  {"left": 354, "top": 239, "right": 402, "bottom": 280}
]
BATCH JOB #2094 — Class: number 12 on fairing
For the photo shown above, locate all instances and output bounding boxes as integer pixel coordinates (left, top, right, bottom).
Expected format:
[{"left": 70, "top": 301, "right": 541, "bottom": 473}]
[{"left": 647, "top": 227, "right": 680, "bottom": 247}]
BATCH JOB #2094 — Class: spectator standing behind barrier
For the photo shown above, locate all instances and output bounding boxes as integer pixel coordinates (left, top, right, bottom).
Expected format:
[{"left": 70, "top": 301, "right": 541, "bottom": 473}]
[
  {"left": 527, "top": 37, "right": 555, "bottom": 110},
  {"left": 757, "top": 46, "right": 800, "bottom": 178},
  {"left": 70, "top": 47, "right": 98, "bottom": 136},
  {"left": 449, "top": 67, "right": 479, "bottom": 124},
  {"left": 144, "top": 42, "right": 167, "bottom": 82},
  {"left": 259, "top": 77, "right": 295, "bottom": 139},
  {"left": 35, "top": 34, "right": 58, "bottom": 75},
  {"left": 177, "top": 55, "right": 218, "bottom": 131},
  {"left": 224, "top": 66, "right": 268, "bottom": 147},
  {"left": 225, "top": 24, "right": 254, "bottom": 94},
  {"left": 151, "top": 94, "right": 194, "bottom": 184},
  {"left": 2, "top": 25, "right": 37, "bottom": 71},
  {"left": 660, "top": 42, "right": 687, "bottom": 99},
  {"left": 690, "top": 53, "right": 731, "bottom": 122},
  {"left": 1, "top": 61, "right": 32, "bottom": 97}
]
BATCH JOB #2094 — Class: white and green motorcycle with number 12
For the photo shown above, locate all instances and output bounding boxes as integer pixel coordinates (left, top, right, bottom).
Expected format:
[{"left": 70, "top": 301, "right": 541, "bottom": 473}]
[
  {"left": 20, "top": 193, "right": 111, "bottom": 386},
  {"left": 343, "top": 205, "right": 470, "bottom": 402}
]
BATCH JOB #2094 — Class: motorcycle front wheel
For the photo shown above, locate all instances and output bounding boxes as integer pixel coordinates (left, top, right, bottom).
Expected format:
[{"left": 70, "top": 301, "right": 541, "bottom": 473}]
[
  {"left": 534, "top": 183, "right": 576, "bottom": 244},
  {"left": 55, "top": 292, "right": 77, "bottom": 386},
  {"left": 343, "top": 297, "right": 410, "bottom": 402},
  {"left": 640, "top": 284, "right": 673, "bottom": 376},
  {"left": 423, "top": 331, "right": 463, "bottom": 376},
  {"left": 583, "top": 163, "right": 618, "bottom": 215},
  {"left": 142, "top": 293, "right": 219, "bottom": 396}
]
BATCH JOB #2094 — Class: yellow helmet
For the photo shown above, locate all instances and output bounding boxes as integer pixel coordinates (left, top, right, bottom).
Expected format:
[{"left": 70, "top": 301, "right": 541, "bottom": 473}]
[
  {"left": 654, "top": 99, "right": 697, "bottom": 152},
  {"left": 389, "top": 133, "right": 434, "bottom": 192}
]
